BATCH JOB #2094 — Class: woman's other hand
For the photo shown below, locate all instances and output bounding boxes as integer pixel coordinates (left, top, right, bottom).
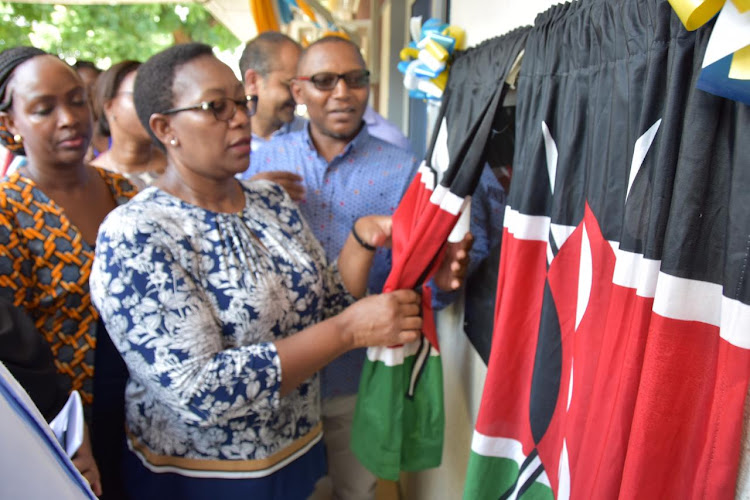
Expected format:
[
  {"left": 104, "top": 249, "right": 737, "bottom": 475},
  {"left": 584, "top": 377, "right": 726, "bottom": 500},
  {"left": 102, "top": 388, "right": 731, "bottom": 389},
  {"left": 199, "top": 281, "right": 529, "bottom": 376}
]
[{"left": 433, "top": 232, "right": 474, "bottom": 291}]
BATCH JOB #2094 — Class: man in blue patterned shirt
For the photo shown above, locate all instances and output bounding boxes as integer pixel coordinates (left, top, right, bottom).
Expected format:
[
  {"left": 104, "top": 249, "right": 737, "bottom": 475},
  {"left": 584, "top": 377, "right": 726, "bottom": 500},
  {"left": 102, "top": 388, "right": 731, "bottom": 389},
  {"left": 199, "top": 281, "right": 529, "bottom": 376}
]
[{"left": 244, "top": 36, "right": 503, "bottom": 500}]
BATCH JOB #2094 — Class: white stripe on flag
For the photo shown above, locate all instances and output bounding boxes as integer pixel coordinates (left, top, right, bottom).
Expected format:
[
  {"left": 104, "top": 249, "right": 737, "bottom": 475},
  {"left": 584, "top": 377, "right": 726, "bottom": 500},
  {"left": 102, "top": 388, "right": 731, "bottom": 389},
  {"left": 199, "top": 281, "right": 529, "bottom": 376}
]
[
  {"left": 417, "top": 162, "right": 436, "bottom": 191},
  {"left": 505, "top": 211, "right": 750, "bottom": 348},
  {"left": 471, "top": 431, "right": 552, "bottom": 490},
  {"left": 721, "top": 296, "right": 750, "bottom": 349},
  {"left": 471, "top": 431, "right": 524, "bottom": 465},
  {"left": 626, "top": 119, "right": 661, "bottom": 202},
  {"left": 505, "top": 207, "right": 550, "bottom": 242},
  {"left": 575, "top": 224, "right": 592, "bottom": 331},
  {"left": 512, "top": 453, "right": 543, "bottom": 497},
  {"left": 541, "top": 121, "right": 558, "bottom": 196},
  {"left": 557, "top": 441, "right": 571, "bottom": 500},
  {"left": 366, "top": 340, "right": 440, "bottom": 366},
  {"left": 612, "top": 245, "right": 661, "bottom": 298},
  {"left": 653, "top": 273, "right": 723, "bottom": 326},
  {"left": 430, "top": 185, "right": 465, "bottom": 216},
  {"left": 550, "top": 223, "right": 576, "bottom": 252},
  {"left": 652, "top": 273, "right": 750, "bottom": 349}
]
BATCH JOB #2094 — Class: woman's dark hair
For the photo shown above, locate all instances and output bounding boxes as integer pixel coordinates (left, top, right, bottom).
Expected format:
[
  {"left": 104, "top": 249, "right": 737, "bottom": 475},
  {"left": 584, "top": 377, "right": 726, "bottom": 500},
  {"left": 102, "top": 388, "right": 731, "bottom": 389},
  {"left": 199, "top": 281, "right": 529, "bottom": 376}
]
[
  {"left": 94, "top": 60, "right": 141, "bottom": 137},
  {"left": 72, "top": 60, "right": 100, "bottom": 74},
  {"left": 0, "top": 46, "right": 48, "bottom": 155},
  {"left": 134, "top": 42, "right": 214, "bottom": 151}
]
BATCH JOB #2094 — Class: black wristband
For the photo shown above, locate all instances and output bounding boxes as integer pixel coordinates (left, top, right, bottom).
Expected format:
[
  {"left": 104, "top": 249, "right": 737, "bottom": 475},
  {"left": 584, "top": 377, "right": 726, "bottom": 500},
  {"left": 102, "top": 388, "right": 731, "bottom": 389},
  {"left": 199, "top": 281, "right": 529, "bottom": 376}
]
[{"left": 351, "top": 221, "right": 377, "bottom": 251}]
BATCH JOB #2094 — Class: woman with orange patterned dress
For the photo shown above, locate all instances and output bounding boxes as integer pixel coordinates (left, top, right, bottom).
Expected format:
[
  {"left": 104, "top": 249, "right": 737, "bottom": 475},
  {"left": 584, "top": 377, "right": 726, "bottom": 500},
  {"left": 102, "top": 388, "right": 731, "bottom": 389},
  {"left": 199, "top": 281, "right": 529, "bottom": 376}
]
[{"left": 0, "top": 46, "right": 137, "bottom": 499}]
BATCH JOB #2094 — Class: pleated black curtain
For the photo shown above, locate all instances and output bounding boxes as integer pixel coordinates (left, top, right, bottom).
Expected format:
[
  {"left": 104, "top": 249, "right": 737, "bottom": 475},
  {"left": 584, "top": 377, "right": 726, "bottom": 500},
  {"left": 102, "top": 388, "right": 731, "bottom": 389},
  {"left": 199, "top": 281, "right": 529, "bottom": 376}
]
[
  {"left": 426, "top": 27, "right": 530, "bottom": 363},
  {"left": 465, "top": 0, "right": 750, "bottom": 497}
]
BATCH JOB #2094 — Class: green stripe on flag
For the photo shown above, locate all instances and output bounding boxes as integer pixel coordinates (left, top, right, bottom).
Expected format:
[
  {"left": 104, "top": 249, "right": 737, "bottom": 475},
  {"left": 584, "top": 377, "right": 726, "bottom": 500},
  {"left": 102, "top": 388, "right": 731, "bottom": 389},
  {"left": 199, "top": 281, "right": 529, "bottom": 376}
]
[
  {"left": 351, "top": 350, "right": 444, "bottom": 480},
  {"left": 464, "top": 451, "right": 554, "bottom": 499}
]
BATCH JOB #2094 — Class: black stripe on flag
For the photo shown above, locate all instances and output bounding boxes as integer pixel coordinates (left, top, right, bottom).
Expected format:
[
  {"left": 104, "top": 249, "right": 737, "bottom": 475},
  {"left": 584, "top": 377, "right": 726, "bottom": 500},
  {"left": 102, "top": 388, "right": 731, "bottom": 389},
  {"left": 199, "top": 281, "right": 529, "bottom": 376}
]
[{"left": 498, "top": 448, "right": 540, "bottom": 500}]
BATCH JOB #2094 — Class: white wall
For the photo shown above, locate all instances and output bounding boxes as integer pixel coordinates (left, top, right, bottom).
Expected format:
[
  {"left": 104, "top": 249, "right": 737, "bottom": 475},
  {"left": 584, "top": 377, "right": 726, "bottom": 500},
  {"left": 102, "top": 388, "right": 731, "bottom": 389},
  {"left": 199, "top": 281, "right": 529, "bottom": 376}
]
[
  {"left": 399, "top": 2, "right": 557, "bottom": 499},
  {"left": 450, "top": 0, "right": 557, "bottom": 46}
]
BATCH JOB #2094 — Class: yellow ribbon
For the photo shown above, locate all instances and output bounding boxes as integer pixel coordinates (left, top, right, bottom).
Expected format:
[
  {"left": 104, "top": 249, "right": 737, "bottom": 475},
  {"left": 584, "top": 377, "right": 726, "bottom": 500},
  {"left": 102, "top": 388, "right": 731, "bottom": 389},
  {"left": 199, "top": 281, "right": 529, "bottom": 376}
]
[
  {"left": 669, "top": 0, "right": 749, "bottom": 29},
  {"left": 729, "top": 45, "right": 750, "bottom": 79},
  {"left": 669, "top": 0, "right": 750, "bottom": 80}
]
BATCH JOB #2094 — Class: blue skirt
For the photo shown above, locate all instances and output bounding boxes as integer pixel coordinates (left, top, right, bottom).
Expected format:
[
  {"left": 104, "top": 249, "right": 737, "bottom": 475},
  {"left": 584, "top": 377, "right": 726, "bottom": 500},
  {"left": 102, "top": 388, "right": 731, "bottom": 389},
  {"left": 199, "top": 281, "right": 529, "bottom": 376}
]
[{"left": 122, "top": 439, "right": 326, "bottom": 500}]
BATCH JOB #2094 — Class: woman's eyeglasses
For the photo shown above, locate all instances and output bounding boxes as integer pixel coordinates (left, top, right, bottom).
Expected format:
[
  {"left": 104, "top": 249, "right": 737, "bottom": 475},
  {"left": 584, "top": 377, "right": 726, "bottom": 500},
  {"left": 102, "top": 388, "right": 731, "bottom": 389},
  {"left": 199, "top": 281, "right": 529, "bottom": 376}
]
[
  {"left": 159, "top": 95, "right": 258, "bottom": 122},
  {"left": 295, "top": 70, "right": 370, "bottom": 91}
]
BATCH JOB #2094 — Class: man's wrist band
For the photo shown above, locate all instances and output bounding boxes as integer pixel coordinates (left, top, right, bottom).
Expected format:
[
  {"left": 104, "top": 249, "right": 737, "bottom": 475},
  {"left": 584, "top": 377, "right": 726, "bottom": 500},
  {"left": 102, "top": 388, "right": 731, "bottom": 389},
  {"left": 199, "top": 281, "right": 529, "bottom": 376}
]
[{"left": 351, "top": 221, "right": 377, "bottom": 251}]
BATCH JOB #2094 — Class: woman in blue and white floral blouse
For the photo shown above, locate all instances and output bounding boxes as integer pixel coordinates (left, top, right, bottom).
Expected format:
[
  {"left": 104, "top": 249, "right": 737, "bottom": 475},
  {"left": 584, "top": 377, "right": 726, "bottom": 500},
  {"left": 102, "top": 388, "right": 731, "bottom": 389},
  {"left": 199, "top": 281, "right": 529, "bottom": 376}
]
[{"left": 87, "top": 43, "right": 457, "bottom": 500}]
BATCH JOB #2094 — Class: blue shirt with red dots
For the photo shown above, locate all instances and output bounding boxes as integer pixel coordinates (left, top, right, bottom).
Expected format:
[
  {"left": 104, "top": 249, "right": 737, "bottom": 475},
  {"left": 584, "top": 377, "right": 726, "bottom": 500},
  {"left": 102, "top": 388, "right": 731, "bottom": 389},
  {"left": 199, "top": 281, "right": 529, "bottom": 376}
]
[{"left": 245, "top": 124, "right": 419, "bottom": 399}]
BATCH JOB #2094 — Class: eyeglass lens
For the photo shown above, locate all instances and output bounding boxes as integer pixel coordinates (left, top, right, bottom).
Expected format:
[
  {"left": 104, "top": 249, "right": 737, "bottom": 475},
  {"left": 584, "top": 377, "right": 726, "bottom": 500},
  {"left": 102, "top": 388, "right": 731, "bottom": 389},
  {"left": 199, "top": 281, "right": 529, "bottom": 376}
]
[
  {"left": 310, "top": 70, "right": 370, "bottom": 90},
  {"left": 210, "top": 97, "right": 257, "bottom": 121}
]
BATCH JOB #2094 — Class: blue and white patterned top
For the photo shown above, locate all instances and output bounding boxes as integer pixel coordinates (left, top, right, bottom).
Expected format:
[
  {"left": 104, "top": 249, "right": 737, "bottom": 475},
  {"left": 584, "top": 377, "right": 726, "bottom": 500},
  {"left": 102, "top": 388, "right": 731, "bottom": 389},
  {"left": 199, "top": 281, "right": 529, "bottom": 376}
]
[
  {"left": 89, "top": 180, "right": 352, "bottom": 473},
  {"left": 245, "top": 125, "right": 419, "bottom": 399}
]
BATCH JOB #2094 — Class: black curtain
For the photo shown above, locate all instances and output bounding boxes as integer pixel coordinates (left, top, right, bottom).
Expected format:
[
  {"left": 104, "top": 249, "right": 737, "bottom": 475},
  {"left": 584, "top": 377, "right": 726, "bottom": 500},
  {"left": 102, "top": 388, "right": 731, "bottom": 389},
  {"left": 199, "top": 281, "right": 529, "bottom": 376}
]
[
  {"left": 426, "top": 27, "right": 530, "bottom": 363},
  {"left": 466, "top": 0, "right": 750, "bottom": 497}
]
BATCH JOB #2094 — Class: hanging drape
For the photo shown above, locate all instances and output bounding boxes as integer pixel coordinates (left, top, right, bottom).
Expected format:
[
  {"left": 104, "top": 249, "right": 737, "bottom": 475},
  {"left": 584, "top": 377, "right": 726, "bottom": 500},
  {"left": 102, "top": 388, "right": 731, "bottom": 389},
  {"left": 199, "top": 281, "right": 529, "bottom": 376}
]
[
  {"left": 465, "top": 0, "right": 750, "bottom": 498},
  {"left": 349, "top": 28, "right": 529, "bottom": 481},
  {"left": 438, "top": 29, "right": 530, "bottom": 364}
]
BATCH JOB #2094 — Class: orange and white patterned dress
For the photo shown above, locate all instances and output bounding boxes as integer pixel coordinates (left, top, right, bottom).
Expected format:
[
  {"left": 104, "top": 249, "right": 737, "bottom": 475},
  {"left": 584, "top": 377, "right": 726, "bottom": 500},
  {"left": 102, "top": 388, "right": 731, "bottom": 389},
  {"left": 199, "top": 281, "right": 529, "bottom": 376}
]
[{"left": 0, "top": 168, "right": 137, "bottom": 410}]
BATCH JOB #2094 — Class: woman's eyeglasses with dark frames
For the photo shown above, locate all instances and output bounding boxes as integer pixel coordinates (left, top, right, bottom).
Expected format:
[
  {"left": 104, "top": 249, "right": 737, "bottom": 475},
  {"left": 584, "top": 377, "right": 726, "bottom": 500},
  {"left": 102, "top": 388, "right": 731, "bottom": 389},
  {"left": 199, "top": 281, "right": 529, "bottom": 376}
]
[
  {"left": 159, "top": 95, "right": 258, "bottom": 122},
  {"left": 295, "top": 70, "right": 370, "bottom": 91}
]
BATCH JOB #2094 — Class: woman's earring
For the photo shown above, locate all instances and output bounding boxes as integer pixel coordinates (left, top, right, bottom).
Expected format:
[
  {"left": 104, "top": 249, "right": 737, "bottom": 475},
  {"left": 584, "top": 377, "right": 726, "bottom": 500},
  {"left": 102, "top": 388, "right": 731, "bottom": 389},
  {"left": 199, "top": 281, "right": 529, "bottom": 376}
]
[
  {"left": 12, "top": 134, "right": 22, "bottom": 143},
  {"left": 169, "top": 138, "right": 178, "bottom": 146}
]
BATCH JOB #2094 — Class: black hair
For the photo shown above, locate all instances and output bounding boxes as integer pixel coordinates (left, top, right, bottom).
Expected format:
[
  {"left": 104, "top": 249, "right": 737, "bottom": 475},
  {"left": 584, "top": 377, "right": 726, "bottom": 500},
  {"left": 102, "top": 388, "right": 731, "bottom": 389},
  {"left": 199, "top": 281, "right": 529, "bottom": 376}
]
[
  {"left": 133, "top": 42, "right": 214, "bottom": 152},
  {"left": 0, "top": 46, "right": 47, "bottom": 112},
  {"left": 94, "top": 60, "right": 141, "bottom": 137},
  {"left": 0, "top": 46, "right": 48, "bottom": 155},
  {"left": 72, "top": 60, "right": 100, "bottom": 74},
  {"left": 298, "top": 36, "right": 366, "bottom": 73},
  {"left": 238, "top": 32, "right": 301, "bottom": 81}
]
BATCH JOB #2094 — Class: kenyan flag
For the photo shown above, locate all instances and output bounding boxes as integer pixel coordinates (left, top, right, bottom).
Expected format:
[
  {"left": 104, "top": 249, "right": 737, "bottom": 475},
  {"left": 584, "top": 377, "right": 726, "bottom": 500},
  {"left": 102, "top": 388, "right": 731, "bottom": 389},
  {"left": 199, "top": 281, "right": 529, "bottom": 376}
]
[{"left": 465, "top": 1, "right": 750, "bottom": 498}]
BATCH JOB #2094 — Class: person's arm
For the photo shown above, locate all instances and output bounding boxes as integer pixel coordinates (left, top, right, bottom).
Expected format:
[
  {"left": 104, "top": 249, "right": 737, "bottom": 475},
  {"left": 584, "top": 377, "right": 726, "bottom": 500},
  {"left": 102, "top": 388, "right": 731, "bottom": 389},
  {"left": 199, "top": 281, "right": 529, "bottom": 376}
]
[
  {"left": 0, "top": 205, "right": 29, "bottom": 306},
  {"left": 71, "top": 424, "right": 102, "bottom": 496},
  {"left": 337, "top": 215, "right": 392, "bottom": 298}
]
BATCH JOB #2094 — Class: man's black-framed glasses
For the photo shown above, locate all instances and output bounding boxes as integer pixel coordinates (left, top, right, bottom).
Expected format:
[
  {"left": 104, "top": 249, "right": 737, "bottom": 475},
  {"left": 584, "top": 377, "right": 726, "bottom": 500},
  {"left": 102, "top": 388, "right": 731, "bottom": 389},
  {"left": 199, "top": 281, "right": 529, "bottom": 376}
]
[
  {"left": 160, "top": 95, "right": 258, "bottom": 121},
  {"left": 295, "top": 70, "right": 370, "bottom": 91}
]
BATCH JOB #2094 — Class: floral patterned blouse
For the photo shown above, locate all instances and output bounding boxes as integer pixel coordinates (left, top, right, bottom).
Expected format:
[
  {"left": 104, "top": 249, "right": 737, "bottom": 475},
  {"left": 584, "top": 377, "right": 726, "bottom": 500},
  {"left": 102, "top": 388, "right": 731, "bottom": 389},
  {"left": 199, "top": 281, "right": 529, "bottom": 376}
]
[
  {"left": 90, "top": 180, "right": 352, "bottom": 475},
  {"left": 0, "top": 168, "right": 137, "bottom": 408}
]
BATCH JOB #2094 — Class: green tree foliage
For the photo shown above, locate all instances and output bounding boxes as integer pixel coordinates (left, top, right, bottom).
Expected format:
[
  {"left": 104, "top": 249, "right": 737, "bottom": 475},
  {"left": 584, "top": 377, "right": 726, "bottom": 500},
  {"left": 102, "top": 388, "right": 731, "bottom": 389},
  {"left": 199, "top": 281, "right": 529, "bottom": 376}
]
[{"left": 0, "top": 2, "right": 241, "bottom": 66}]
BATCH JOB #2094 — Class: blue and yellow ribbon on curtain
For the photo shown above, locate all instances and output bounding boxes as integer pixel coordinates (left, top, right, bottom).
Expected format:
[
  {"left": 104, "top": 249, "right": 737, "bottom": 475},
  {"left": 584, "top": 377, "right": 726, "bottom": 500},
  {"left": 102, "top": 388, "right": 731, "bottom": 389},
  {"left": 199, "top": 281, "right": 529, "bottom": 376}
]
[
  {"left": 397, "top": 17, "right": 465, "bottom": 101},
  {"left": 250, "top": 0, "right": 280, "bottom": 32},
  {"left": 250, "top": 0, "right": 322, "bottom": 33},
  {"left": 668, "top": 0, "right": 750, "bottom": 103}
]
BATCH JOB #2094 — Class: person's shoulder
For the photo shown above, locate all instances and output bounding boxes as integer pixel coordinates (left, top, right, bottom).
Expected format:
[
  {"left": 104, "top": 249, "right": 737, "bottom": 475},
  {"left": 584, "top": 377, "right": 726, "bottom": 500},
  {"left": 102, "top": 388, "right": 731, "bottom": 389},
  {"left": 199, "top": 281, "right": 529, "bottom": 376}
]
[
  {"left": 240, "top": 178, "right": 300, "bottom": 217},
  {"left": 251, "top": 131, "right": 308, "bottom": 173},
  {"left": 98, "top": 187, "right": 163, "bottom": 235},
  {"left": 240, "top": 177, "right": 287, "bottom": 202},
  {"left": 0, "top": 171, "right": 32, "bottom": 210},
  {"left": 362, "top": 134, "right": 418, "bottom": 162},
  {"left": 92, "top": 166, "right": 139, "bottom": 202},
  {"left": 275, "top": 128, "right": 307, "bottom": 146}
]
